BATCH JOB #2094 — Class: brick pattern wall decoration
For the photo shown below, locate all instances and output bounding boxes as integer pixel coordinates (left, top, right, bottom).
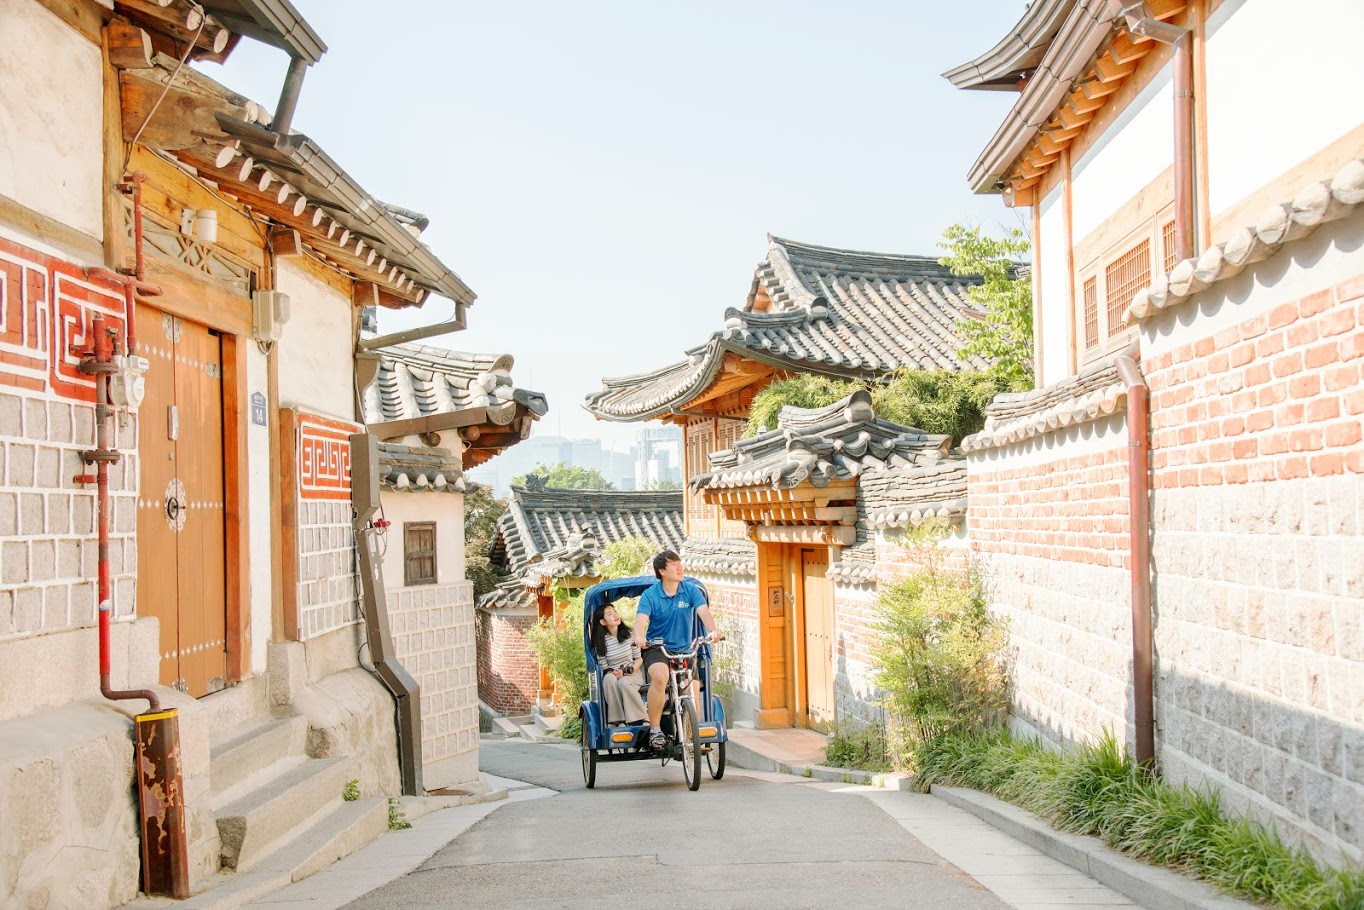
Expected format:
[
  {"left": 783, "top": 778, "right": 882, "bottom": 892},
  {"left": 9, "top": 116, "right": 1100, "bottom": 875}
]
[
  {"left": 475, "top": 608, "right": 537, "bottom": 715},
  {"left": 1145, "top": 274, "right": 1364, "bottom": 863},
  {"left": 0, "top": 236, "right": 137, "bottom": 641},
  {"left": 390, "top": 581, "right": 477, "bottom": 776},
  {"left": 289, "top": 409, "right": 362, "bottom": 639}
]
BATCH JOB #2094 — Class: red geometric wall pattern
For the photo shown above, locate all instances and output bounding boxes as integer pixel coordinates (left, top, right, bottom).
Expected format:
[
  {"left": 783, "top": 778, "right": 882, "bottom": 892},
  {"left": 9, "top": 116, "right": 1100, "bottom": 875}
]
[
  {"left": 0, "top": 236, "right": 125, "bottom": 401},
  {"left": 296, "top": 411, "right": 361, "bottom": 501}
]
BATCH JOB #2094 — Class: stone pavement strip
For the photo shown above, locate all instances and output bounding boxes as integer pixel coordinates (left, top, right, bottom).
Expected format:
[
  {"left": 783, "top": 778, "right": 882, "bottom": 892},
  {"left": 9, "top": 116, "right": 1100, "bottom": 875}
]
[{"left": 238, "top": 741, "right": 1150, "bottom": 910}]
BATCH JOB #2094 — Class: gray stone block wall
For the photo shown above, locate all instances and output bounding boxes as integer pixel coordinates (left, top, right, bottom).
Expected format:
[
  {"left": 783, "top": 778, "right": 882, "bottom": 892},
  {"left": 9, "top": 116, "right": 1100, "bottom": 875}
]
[
  {"left": 296, "top": 501, "right": 360, "bottom": 639},
  {"left": 976, "top": 549, "right": 1135, "bottom": 751},
  {"left": 0, "top": 391, "right": 137, "bottom": 642},
  {"left": 1152, "top": 476, "right": 1364, "bottom": 865},
  {"left": 388, "top": 580, "right": 478, "bottom": 785}
]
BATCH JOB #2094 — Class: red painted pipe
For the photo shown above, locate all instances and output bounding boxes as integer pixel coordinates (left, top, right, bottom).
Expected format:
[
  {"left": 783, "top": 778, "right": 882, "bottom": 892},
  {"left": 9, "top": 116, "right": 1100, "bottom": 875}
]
[
  {"left": 1116, "top": 349, "right": 1153, "bottom": 768},
  {"left": 84, "top": 314, "right": 159, "bottom": 712}
]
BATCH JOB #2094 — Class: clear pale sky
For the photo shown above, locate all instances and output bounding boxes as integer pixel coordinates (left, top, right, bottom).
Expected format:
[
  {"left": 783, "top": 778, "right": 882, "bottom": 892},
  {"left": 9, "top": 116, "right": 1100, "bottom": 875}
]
[{"left": 200, "top": 1, "right": 1024, "bottom": 452}]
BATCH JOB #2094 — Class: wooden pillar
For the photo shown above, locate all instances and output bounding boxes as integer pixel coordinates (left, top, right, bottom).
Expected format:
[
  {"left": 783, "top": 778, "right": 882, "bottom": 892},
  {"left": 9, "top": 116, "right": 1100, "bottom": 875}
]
[{"left": 1061, "top": 145, "right": 1078, "bottom": 376}]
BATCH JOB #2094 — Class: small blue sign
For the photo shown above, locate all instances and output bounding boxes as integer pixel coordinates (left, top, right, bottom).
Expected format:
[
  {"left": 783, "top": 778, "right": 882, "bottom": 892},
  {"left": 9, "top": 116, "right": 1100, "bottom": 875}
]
[{"left": 250, "top": 391, "right": 267, "bottom": 427}]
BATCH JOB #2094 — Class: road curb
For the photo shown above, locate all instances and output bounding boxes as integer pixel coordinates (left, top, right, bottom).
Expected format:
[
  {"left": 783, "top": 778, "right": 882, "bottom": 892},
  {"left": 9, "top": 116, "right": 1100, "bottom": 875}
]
[
  {"left": 930, "top": 785, "right": 1259, "bottom": 910},
  {"left": 724, "top": 738, "right": 914, "bottom": 790}
]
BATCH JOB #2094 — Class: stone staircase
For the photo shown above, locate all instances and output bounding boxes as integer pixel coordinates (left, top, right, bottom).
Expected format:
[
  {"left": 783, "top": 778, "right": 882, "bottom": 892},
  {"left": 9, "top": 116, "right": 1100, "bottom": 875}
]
[{"left": 168, "top": 712, "right": 388, "bottom": 909}]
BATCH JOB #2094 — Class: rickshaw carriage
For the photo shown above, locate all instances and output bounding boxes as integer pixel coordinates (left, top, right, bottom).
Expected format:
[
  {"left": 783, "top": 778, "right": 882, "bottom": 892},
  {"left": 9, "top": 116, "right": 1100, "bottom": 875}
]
[{"left": 578, "top": 575, "right": 728, "bottom": 791}]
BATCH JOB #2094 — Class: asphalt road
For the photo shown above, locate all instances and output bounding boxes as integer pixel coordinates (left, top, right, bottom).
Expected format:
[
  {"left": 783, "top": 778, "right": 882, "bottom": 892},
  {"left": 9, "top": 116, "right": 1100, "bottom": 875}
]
[{"left": 343, "top": 739, "right": 1010, "bottom": 910}]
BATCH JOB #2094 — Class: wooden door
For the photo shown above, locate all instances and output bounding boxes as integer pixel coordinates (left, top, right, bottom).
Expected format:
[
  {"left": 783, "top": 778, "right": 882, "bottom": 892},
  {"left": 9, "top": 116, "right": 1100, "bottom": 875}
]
[
  {"left": 800, "top": 548, "right": 835, "bottom": 732},
  {"left": 136, "top": 305, "right": 228, "bottom": 696}
]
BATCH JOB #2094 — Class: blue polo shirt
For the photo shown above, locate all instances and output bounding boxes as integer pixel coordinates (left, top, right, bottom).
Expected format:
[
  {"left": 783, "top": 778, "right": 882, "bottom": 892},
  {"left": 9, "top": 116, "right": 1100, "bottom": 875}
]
[{"left": 637, "top": 580, "right": 707, "bottom": 651}]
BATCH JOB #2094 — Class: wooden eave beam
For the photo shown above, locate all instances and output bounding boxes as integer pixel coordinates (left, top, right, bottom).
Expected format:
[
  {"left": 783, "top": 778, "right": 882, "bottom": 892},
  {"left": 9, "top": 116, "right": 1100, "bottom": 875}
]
[
  {"left": 352, "top": 281, "right": 411, "bottom": 311},
  {"left": 1068, "top": 88, "right": 1106, "bottom": 114},
  {"left": 179, "top": 154, "right": 425, "bottom": 303},
  {"left": 115, "top": 0, "right": 233, "bottom": 60},
  {"left": 1107, "top": 31, "right": 1151, "bottom": 64},
  {"left": 1080, "top": 77, "right": 1122, "bottom": 103},
  {"left": 120, "top": 67, "right": 244, "bottom": 152},
  {"left": 1093, "top": 53, "right": 1137, "bottom": 84},
  {"left": 370, "top": 407, "right": 490, "bottom": 441}
]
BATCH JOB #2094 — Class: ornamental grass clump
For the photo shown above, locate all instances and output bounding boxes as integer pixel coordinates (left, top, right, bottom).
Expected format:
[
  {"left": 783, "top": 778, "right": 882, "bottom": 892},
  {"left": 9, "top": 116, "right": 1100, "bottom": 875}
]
[
  {"left": 869, "top": 520, "right": 1010, "bottom": 768},
  {"left": 916, "top": 729, "right": 1364, "bottom": 910}
]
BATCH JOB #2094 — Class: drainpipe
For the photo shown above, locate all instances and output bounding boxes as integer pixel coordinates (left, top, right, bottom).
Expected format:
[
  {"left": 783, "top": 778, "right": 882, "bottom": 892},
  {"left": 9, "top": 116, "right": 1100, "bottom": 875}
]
[
  {"left": 1121, "top": 4, "right": 1194, "bottom": 259},
  {"left": 271, "top": 56, "right": 308, "bottom": 136},
  {"left": 1114, "top": 346, "right": 1154, "bottom": 768},
  {"left": 77, "top": 316, "right": 189, "bottom": 898},
  {"left": 87, "top": 172, "right": 164, "bottom": 356}
]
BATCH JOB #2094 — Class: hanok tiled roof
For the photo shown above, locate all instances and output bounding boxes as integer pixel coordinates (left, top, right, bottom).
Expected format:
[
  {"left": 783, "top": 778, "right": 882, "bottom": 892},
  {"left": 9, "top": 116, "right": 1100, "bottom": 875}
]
[
  {"left": 680, "top": 537, "right": 757, "bottom": 578},
  {"left": 361, "top": 343, "right": 548, "bottom": 469},
  {"left": 478, "top": 485, "right": 685, "bottom": 611},
  {"left": 378, "top": 443, "right": 464, "bottom": 494},
  {"left": 691, "top": 391, "right": 951, "bottom": 492},
  {"left": 861, "top": 459, "right": 968, "bottom": 529},
  {"left": 826, "top": 543, "right": 876, "bottom": 586},
  {"left": 586, "top": 236, "right": 990, "bottom": 422},
  {"left": 1128, "top": 158, "right": 1364, "bottom": 324},
  {"left": 961, "top": 353, "right": 1130, "bottom": 453},
  {"left": 943, "top": 0, "right": 1073, "bottom": 91}
]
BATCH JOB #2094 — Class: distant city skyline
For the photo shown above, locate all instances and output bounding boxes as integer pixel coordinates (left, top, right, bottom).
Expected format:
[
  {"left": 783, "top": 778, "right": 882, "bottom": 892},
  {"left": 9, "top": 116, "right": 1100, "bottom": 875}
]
[{"left": 467, "top": 424, "right": 682, "bottom": 497}]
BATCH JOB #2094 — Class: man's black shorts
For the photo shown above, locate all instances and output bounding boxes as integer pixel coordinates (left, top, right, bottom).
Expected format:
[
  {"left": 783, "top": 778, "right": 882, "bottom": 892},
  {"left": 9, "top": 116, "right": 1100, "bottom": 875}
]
[{"left": 641, "top": 647, "right": 671, "bottom": 675}]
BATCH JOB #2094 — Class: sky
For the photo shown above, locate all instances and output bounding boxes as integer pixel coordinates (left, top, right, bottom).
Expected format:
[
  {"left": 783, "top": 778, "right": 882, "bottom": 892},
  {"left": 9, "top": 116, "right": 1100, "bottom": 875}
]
[{"left": 199, "top": 1, "right": 1025, "bottom": 453}]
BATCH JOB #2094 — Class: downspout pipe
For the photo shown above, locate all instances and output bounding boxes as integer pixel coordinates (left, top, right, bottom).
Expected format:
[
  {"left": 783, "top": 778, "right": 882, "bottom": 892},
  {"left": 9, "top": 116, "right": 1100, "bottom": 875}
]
[
  {"left": 271, "top": 56, "right": 308, "bottom": 136},
  {"left": 1115, "top": 346, "right": 1154, "bottom": 768},
  {"left": 1121, "top": 4, "right": 1194, "bottom": 259}
]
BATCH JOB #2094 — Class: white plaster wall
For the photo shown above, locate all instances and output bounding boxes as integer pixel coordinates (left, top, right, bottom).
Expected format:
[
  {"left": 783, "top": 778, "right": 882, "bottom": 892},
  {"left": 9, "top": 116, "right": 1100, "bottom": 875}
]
[
  {"left": 1206, "top": 0, "right": 1364, "bottom": 219},
  {"left": 0, "top": 0, "right": 104, "bottom": 240},
  {"left": 1036, "top": 191, "right": 1073, "bottom": 388},
  {"left": 1071, "top": 75, "right": 1174, "bottom": 244},
  {"left": 246, "top": 345, "right": 272, "bottom": 674},
  {"left": 377, "top": 491, "right": 465, "bottom": 588},
  {"left": 276, "top": 261, "right": 355, "bottom": 420}
]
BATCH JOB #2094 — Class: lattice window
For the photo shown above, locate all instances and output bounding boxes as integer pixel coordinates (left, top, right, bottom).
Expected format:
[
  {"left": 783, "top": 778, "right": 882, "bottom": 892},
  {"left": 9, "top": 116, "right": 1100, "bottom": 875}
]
[
  {"left": 1083, "top": 277, "right": 1099, "bottom": 350},
  {"left": 1104, "top": 239, "right": 1149, "bottom": 335},
  {"left": 127, "top": 204, "right": 254, "bottom": 295},
  {"left": 1161, "top": 220, "right": 1178, "bottom": 274},
  {"left": 686, "top": 422, "right": 715, "bottom": 536},
  {"left": 404, "top": 522, "right": 437, "bottom": 586}
]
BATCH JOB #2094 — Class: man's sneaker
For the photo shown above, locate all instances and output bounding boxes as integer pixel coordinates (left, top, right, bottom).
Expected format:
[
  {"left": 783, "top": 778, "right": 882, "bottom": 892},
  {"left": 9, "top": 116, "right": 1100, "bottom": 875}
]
[{"left": 649, "top": 729, "right": 667, "bottom": 750}]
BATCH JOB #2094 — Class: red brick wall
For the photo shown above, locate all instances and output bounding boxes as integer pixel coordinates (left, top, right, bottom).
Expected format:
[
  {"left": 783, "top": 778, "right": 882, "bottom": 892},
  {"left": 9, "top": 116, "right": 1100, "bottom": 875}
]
[
  {"left": 970, "top": 447, "right": 1131, "bottom": 568},
  {"left": 1145, "top": 275, "right": 1363, "bottom": 486},
  {"left": 474, "top": 609, "right": 537, "bottom": 716}
]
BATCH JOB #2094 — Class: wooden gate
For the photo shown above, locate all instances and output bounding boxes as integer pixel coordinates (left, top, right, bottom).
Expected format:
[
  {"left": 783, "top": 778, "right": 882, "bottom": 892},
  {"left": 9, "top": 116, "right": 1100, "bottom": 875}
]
[
  {"left": 136, "top": 304, "right": 228, "bottom": 696},
  {"left": 800, "top": 548, "right": 835, "bottom": 731}
]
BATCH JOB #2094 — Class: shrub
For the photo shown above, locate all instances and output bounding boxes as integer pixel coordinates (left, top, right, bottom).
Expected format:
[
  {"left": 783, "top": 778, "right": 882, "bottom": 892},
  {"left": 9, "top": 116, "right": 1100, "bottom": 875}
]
[
  {"left": 526, "top": 593, "right": 588, "bottom": 709},
  {"left": 869, "top": 520, "right": 1009, "bottom": 767},
  {"left": 823, "top": 720, "right": 893, "bottom": 772},
  {"left": 916, "top": 729, "right": 1364, "bottom": 910}
]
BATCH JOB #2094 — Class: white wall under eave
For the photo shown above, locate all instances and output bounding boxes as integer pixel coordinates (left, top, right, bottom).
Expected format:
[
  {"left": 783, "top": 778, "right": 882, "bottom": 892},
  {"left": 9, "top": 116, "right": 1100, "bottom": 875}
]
[
  {"left": 1037, "top": 190, "right": 1073, "bottom": 388},
  {"left": 1206, "top": 0, "right": 1364, "bottom": 220},
  {"left": 1070, "top": 72, "right": 1174, "bottom": 246},
  {"left": 247, "top": 343, "right": 272, "bottom": 674},
  {"left": 276, "top": 260, "right": 356, "bottom": 420},
  {"left": 0, "top": 0, "right": 104, "bottom": 240},
  {"left": 377, "top": 490, "right": 466, "bottom": 589}
]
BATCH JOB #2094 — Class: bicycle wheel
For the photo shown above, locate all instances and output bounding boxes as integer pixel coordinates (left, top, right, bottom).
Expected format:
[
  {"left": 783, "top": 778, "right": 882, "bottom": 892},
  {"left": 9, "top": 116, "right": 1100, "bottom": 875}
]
[
  {"left": 581, "top": 721, "right": 597, "bottom": 789},
  {"left": 679, "top": 698, "right": 702, "bottom": 791},
  {"left": 706, "top": 740, "right": 726, "bottom": 780}
]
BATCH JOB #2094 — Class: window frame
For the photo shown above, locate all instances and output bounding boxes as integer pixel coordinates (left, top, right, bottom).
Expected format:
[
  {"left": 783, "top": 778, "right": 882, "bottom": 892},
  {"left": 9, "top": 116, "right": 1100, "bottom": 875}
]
[
  {"left": 1077, "top": 208, "right": 1177, "bottom": 366},
  {"left": 403, "top": 521, "right": 438, "bottom": 586}
]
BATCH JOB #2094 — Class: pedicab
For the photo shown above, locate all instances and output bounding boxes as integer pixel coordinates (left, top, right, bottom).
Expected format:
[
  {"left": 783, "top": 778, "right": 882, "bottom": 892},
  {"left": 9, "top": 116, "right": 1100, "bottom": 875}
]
[{"left": 578, "top": 575, "right": 728, "bottom": 791}]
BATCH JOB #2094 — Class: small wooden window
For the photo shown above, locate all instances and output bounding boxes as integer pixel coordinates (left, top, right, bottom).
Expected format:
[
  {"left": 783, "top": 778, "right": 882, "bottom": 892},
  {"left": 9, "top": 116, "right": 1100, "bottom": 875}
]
[
  {"left": 1083, "top": 277, "right": 1099, "bottom": 350},
  {"left": 1105, "top": 238, "right": 1149, "bottom": 335},
  {"left": 1161, "top": 220, "right": 1178, "bottom": 274},
  {"left": 404, "top": 522, "right": 437, "bottom": 586}
]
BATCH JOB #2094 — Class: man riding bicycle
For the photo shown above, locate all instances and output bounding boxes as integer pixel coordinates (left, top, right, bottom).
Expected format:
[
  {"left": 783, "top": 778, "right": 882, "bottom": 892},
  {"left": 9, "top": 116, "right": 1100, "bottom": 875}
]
[{"left": 633, "top": 550, "right": 722, "bottom": 751}]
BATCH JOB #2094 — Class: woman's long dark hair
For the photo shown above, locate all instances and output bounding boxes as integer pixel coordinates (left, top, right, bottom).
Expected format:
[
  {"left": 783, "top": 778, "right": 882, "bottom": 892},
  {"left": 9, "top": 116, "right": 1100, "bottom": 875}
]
[{"left": 590, "top": 603, "right": 632, "bottom": 659}]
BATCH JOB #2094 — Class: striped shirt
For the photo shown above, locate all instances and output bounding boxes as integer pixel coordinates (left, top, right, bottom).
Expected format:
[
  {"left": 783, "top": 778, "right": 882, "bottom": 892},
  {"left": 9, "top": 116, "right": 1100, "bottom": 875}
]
[{"left": 600, "top": 635, "right": 639, "bottom": 671}]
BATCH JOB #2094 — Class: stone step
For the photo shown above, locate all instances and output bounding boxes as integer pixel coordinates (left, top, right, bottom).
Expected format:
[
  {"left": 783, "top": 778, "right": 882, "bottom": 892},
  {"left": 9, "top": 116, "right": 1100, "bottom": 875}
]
[
  {"left": 216, "top": 756, "right": 354, "bottom": 872},
  {"left": 210, "top": 715, "right": 308, "bottom": 804},
  {"left": 158, "top": 798, "right": 389, "bottom": 910},
  {"left": 532, "top": 712, "right": 563, "bottom": 737},
  {"left": 490, "top": 716, "right": 522, "bottom": 738}
]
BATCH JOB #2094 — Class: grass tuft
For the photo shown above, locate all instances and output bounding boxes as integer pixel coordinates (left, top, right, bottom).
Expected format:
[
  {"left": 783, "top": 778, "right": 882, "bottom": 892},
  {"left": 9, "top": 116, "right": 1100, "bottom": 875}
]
[{"left": 916, "top": 729, "right": 1364, "bottom": 910}]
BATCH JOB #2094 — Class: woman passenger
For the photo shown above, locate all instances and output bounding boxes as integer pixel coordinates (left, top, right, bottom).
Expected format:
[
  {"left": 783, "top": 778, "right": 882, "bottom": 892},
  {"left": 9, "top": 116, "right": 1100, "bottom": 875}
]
[{"left": 591, "top": 604, "right": 647, "bottom": 725}]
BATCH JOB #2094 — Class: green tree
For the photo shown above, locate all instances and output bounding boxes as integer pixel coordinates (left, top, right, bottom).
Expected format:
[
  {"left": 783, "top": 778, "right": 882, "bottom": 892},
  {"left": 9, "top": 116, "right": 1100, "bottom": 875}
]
[
  {"left": 512, "top": 462, "right": 614, "bottom": 490},
  {"left": 938, "top": 223, "right": 1034, "bottom": 391},
  {"left": 745, "top": 369, "right": 1008, "bottom": 446},
  {"left": 646, "top": 478, "right": 682, "bottom": 490},
  {"left": 463, "top": 481, "right": 507, "bottom": 598}
]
